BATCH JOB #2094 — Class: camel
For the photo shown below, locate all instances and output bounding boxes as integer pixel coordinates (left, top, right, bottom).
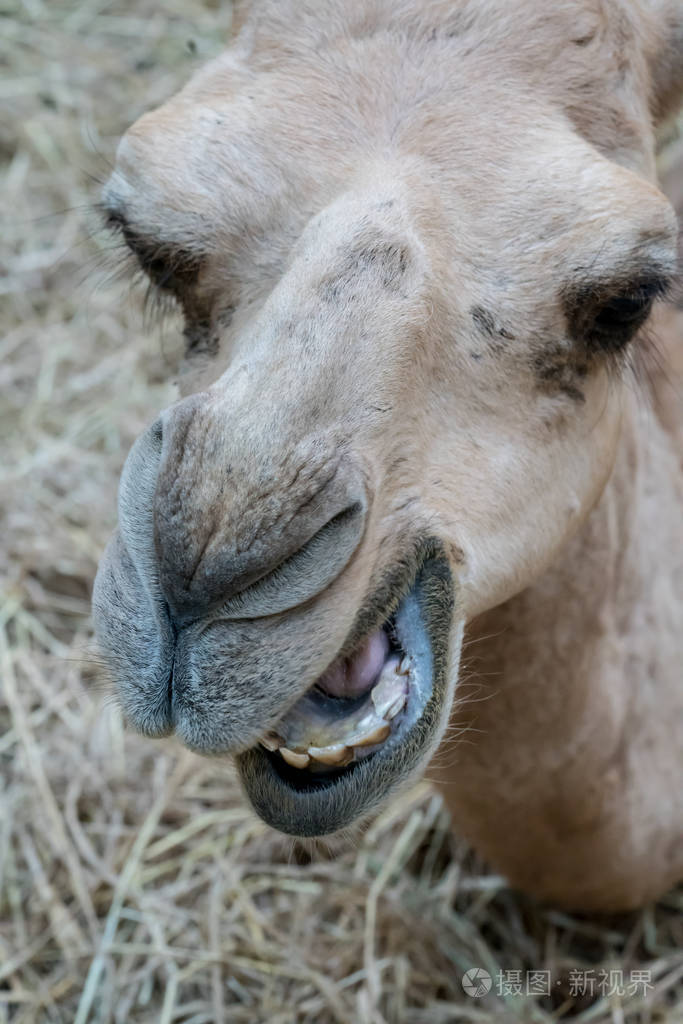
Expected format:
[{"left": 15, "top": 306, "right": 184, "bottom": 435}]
[{"left": 93, "top": 0, "right": 683, "bottom": 911}]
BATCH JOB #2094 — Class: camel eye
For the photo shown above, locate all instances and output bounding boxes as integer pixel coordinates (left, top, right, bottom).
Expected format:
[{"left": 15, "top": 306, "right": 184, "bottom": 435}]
[
  {"left": 565, "top": 274, "right": 670, "bottom": 354},
  {"left": 122, "top": 230, "right": 202, "bottom": 294},
  {"left": 592, "top": 283, "right": 659, "bottom": 336},
  {"left": 102, "top": 206, "right": 202, "bottom": 295}
]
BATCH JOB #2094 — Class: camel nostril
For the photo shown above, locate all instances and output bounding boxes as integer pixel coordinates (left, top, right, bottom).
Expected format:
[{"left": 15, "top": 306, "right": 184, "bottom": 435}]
[
  {"left": 216, "top": 500, "right": 367, "bottom": 620},
  {"left": 146, "top": 399, "right": 369, "bottom": 621}
]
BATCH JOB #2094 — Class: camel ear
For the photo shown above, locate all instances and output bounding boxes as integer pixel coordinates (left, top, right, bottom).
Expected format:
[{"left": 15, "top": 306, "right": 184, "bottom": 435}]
[{"left": 646, "top": 1, "right": 683, "bottom": 121}]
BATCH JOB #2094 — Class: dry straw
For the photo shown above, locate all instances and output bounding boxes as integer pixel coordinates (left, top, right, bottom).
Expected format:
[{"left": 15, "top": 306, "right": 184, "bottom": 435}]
[{"left": 1, "top": 1, "right": 682, "bottom": 1021}]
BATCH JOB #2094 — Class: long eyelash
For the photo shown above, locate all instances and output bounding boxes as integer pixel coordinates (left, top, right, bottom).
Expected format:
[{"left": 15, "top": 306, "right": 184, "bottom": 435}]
[
  {"left": 616, "top": 252, "right": 683, "bottom": 395},
  {"left": 97, "top": 203, "right": 203, "bottom": 324},
  {"left": 142, "top": 278, "right": 179, "bottom": 329}
]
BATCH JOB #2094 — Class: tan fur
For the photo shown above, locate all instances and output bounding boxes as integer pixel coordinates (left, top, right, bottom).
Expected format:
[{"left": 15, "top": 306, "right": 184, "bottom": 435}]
[{"left": 94, "top": 0, "right": 683, "bottom": 910}]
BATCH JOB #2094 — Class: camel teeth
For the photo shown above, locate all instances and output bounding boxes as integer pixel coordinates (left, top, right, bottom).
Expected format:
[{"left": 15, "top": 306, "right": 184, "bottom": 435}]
[
  {"left": 371, "top": 680, "right": 392, "bottom": 712},
  {"left": 395, "top": 659, "right": 410, "bottom": 676},
  {"left": 280, "top": 747, "right": 310, "bottom": 769},
  {"left": 384, "top": 693, "right": 407, "bottom": 721},
  {"left": 352, "top": 723, "right": 391, "bottom": 747},
  {"left": 260, "top": 732, "right": 283, "bottom": 752},
  {"left": 371, "top": 675, "right": 407, "bottom": 718},
  {"left": 307, "top": 744, "right": 354, "bottom": 766}
]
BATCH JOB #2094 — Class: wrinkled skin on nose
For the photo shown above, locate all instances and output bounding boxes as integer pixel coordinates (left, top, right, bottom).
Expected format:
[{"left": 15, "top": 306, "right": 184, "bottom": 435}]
[{"left": 152, "top": 394, "right": 367, "bottom": 622}]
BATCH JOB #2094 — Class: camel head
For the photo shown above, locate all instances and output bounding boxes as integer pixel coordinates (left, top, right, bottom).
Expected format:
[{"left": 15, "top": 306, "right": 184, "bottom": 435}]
[{"left": 93, "top": 0, "right": 682, "bottom": 837}]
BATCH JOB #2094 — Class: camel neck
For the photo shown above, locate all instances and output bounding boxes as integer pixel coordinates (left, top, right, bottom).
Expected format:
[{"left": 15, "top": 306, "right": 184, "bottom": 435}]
[{"left": 432, "top": 393, "right": 683, "bottom": 909}]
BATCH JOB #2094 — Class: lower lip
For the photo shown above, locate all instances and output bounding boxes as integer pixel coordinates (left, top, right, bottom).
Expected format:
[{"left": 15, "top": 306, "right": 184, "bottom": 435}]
[
  {"left": 236, "top": 547, "right": 455, "bottom": 836},
  {"left": 249, "top": 585, "right": 432, "bottom": 791}
]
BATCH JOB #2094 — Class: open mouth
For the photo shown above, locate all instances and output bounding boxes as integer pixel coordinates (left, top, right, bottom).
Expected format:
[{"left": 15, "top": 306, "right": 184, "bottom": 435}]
[
  {"left": 256, "top": 608, "right": 426, "bottom": 772},
  {"left": 236, "top": 547, "right": 456, "bottom": 836}
]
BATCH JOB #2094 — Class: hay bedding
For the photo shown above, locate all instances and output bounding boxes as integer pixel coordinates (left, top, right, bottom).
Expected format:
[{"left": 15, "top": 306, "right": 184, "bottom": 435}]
[{"left": 0, "top": 1, "right": 682, "bottom": 1021}]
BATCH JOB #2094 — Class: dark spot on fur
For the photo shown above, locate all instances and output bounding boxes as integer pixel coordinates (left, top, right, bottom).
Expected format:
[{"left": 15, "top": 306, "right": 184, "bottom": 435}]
[
  {"left": 532, "top": 346, "right": 586, "bottom": 403},
  {"left": 470, "top": 305, "right": 516, "bottom": 350},
  {"left": 319, "top": 242, "right": 410, "bottom": 302},
  {"left": 471, "top": 305, "right": 496, "bottom": 334},
  {"left": 183, "top": 317, "right": 218, "bottom": 357},
  {"left": 572, "top": 31, "right": 596, "bottom": 47}
]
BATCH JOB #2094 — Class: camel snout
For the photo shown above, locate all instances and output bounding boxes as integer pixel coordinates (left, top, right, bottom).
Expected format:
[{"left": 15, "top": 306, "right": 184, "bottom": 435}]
[{"left": 118, "top": 394, "right": 369, "bottom": 625}]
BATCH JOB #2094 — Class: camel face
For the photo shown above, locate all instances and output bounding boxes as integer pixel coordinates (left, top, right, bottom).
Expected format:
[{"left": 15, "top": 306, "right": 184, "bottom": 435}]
[{"left": 94, "top": 0, "right": 680, "bottom": 838}]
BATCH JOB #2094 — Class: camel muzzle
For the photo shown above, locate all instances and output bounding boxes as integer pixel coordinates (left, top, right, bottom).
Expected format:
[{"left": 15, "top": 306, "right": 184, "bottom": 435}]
[
  {"left": 132, "top": 396, "right": 367, "bottom": 623},
  {"left": 92, "top": 385, "right": 379, "bottom": 756},
  {"left": 93, "top": 402, "right": 459, "bottom": 833}
]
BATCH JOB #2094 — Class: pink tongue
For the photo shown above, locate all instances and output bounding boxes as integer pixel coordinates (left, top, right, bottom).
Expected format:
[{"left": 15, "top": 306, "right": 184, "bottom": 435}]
[{"left": 316, "top": 629, "right": 389, "bottom": 699}]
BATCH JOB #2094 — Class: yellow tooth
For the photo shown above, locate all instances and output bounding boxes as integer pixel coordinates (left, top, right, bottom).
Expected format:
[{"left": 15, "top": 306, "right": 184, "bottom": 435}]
[
  {"left": 260, "top": 732, "right": 283, "bottom": 752},
  {"left": 395, "top": 660, "right": 410, "bottom": 676},
  {"left": 352, "top": 723, "right": 391, "bottom": 747},
  {"left": 307, "top": 744, "right": 353, "bottom": 766},
  {"left": 280, "top": 747, "right": 310, "bottom": 769}
]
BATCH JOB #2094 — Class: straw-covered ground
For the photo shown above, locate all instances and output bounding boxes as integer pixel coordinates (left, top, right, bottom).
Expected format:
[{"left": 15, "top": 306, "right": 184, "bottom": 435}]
[{"left": 1, "top": 2, "right": 682, "bottom": 1022}]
